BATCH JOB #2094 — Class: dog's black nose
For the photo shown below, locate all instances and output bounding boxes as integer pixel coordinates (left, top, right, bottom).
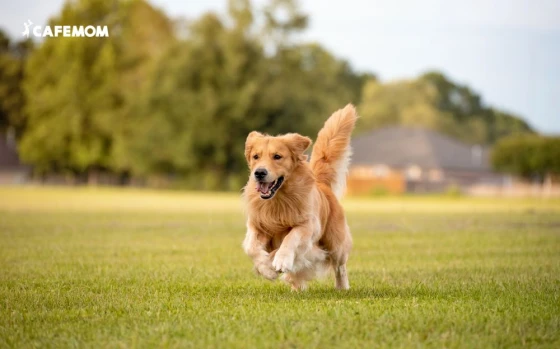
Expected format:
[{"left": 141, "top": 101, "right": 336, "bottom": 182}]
[{"left": 254, "top": 168, "right": 268, "bottom": 180}]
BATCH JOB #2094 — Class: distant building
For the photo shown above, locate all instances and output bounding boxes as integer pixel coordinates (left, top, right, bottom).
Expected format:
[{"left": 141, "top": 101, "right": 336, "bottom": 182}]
[
  {"left": 348, "top": 127, "right": 505, "bottom": 195},
  {"left": 0, "top": 130, "right": 30, "bottom": 184}
]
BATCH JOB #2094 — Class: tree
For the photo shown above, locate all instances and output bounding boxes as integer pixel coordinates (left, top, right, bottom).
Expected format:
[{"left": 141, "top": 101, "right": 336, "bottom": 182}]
[
  {"left": 21, "top": 0, "right": 122, "bottom": 176},
  {"left": 358, "top": 71, "right": 534, "bottom": 145},
  {"left": 20, "top": 0, "right": 174, "bottom": 180},
  {"left": 0, "top": 30, "right": 33, "bottom": 137},
  {"left": 258, "top": 43, "right": 363, "bottom": 135},
  {"left": 119, "top": 10, "right": 266, "bottom": 189},
  {"left": 116, "top": 0, "right": 365, "bottom": 189},
  {"left": 107, "top": 0, "right": 175, "bottom": 177},
  {"left": 492, "top": 135, "right": 560, "bottom": 187},
  {"left": 420, "top": 72, "right": 533, "bottom": 143}
]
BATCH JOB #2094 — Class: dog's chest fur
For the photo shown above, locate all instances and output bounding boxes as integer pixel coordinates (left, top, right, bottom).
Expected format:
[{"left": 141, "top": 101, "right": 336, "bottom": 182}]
[{"left": 249, "top": 197, "right": 308, "bottom": 236}]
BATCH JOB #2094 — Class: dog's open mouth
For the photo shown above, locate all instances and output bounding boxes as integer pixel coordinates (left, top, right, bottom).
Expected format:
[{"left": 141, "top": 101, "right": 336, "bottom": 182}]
[{"left": 255, "top": 176, "right": 284, "bottom": 199}]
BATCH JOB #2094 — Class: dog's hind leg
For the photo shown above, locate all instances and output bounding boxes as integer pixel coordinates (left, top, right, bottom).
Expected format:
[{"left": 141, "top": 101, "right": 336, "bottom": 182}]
[
  {"left": 332, "top": 242, "right": 351, "bottom": 290},
  {"left": 334, "top": 263, "right": 349, "bottom": 290},
  {"left": 327, "top": 222, "right": 352, "bottom": 290}
]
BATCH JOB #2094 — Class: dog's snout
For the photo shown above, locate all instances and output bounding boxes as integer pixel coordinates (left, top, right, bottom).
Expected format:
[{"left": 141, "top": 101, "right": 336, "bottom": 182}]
[{"left": 254, "top": 168, "right": 268, "bottom": 181}]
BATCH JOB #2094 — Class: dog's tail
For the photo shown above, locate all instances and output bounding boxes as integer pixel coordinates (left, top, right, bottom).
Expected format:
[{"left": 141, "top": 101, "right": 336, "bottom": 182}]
[{"left": 310, "top": 104, "right": 358, "bottom": 199}]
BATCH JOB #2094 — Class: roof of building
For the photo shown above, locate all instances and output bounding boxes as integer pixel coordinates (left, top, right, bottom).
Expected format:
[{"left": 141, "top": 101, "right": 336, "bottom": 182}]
[{"left": 350, "top": 126, "right": 491, "bottom": 171}]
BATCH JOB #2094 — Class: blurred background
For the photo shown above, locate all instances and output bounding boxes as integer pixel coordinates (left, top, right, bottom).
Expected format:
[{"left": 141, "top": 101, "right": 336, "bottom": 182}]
[{"left": 0, "top": 0, "right": 559, "bottom": 195}]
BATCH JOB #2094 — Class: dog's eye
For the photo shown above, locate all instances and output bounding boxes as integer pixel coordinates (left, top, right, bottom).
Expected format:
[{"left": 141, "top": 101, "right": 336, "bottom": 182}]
[
  {"left": 253, "top": 154, "right": 259, "bottom": 160},
  {"left": 273, "top": 154, "right": 282, "bottom": 160}
]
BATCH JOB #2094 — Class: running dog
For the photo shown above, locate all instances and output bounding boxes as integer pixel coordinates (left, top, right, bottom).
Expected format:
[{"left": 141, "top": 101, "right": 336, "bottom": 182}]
[{"left": 242, "top": 104, "right": 357, "bottom": 290}]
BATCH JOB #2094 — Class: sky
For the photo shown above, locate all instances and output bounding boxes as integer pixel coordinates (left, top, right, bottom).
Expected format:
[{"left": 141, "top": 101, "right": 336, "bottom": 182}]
[{"left": 1, "top": 0, "right": 559, "bottom": 134}]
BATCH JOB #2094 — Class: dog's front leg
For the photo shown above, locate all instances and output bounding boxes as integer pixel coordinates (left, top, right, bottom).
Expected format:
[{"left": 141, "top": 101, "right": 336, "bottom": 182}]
[
  {"left": 242, "top": 223, "right": 278, "bottom": 280},
  {"left": 272, "top": 219, "right": 319, "bottom": 273}
]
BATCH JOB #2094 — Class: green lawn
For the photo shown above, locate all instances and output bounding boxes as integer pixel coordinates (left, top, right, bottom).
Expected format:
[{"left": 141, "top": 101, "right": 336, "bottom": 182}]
[{"left": 1, "top": 187, "right": 559, "bottom": 348}]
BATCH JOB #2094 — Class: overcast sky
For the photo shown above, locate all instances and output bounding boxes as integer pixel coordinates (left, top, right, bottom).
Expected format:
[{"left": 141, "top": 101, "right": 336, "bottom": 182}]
[{"left": 2, "top": 0, "right": 559, "bottom": 133}]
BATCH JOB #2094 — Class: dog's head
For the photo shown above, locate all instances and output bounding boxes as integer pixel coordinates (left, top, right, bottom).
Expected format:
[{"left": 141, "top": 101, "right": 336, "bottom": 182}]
[{"left": 245, "top": 131, "right": 311, "bottom": 199}]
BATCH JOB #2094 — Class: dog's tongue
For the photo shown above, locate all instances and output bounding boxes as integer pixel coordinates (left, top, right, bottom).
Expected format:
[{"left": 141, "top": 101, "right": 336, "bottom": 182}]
[{"left": 256, "top": 182, "right": 273, "bottom": 194}]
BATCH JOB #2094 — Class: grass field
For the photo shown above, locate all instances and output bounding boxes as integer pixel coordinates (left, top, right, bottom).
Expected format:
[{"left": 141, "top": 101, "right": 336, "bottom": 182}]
[{"left": 1, "top": 187, "right": 559, "bottom": 348}]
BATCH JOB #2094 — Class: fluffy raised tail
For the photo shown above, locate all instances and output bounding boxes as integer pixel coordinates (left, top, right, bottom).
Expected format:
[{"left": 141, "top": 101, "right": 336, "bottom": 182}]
[{"left": 310, "top": 104, "right": 358, "bottom": 199}]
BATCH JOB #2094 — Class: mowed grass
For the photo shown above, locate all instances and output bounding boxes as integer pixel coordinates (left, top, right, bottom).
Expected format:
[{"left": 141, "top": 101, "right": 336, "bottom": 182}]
[{"left": 0, "top": 187, "right": 559, "bottom": 348}]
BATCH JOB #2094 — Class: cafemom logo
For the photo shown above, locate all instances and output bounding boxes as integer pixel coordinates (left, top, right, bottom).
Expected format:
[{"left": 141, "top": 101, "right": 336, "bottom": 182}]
[{"left": 22, "top": 19, "right": 109, "bottom": 38}]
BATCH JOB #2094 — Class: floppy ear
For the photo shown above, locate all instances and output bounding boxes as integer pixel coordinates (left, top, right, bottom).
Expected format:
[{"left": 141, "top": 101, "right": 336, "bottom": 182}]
[
  {"left": 245, "top": 131, "right": 263, "bottom": 162},
  {"left": 283, "top": 133, "right": 312, "bottom": 161}
]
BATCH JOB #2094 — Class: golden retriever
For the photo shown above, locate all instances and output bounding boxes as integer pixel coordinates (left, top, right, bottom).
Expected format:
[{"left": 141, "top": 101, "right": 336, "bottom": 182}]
[{"left": 242, "top": 104, "right": 357, "bottom": 290}]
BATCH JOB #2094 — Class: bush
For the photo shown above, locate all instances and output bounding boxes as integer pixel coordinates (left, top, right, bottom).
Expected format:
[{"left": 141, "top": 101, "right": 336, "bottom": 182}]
[{"left": 492, "top": 135, "right": 560, "bottom": 180}]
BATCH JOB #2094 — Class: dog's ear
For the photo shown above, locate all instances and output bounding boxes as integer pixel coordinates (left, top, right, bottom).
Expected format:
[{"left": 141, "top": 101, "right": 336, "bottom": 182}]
[
  {"left": 245, "top": 131, "right": 264, "bottom": 162},
  {"left": 283, "top": 133, "right": 312, "bottom": 161}
]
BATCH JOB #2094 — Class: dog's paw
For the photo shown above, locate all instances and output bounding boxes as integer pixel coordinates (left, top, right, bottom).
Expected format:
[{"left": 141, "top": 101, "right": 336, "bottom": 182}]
[
  {"left": 255, "top": 262, "right": 279, "bottom": 280},
  {"left": 272, "top": 251, "right": 295, "bottom": 273}
]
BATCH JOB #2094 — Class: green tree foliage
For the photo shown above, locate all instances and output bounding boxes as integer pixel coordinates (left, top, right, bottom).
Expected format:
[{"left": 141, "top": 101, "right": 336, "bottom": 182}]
[
  {"left": 492, "top": 135, "right": 560, "bottom": 180},
  {"left": 120, "top": 10, "right": 266, "bottom": 188},
  {"left": 20, "top": 0, "right": 173, "bottom": 177},
  {"left": 0, "top": 30, "right": 33, "bottom": 137},
  {"left": 18, "top": 0, "right": 362, "bottom": 188},
  {"left": 358, "top": 71, "right": 534, "bottom": 145},
  {"left": 116, "top": 0, "right": 363, "bottom": 189},
  {"left": 107, "top": 0, "right": 174, "bottom": 175}
]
